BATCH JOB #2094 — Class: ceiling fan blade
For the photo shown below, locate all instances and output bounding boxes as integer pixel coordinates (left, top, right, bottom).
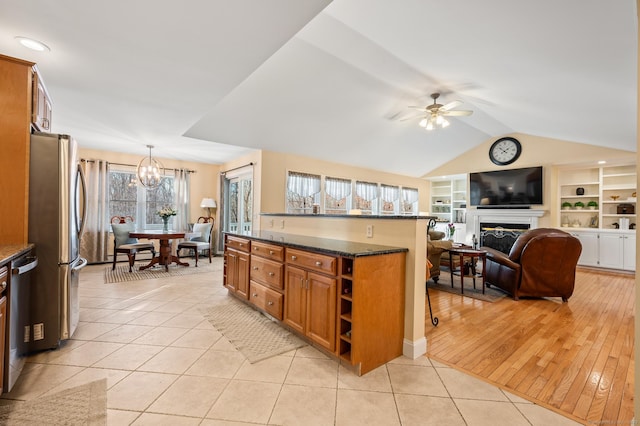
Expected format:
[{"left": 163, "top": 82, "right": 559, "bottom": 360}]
[
  {"left": 441, "top": 100, "right": 463, "bottom": 111},
  {"left": 408, "top": 106, "right": 427, "bottom": 110},
  {"left": 399, "top": 113, "right": 425, "bottom": 122},
  {"left": 441, "top": 109, "right": 473, "bottom": 116}
]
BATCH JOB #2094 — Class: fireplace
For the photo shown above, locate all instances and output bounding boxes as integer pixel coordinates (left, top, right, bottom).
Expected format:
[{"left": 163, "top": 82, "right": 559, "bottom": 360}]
[
  {"left": 467, "top": 208, "right": 546, "bottom": 252},
  {"left": 480, "top": 222, "right": 529, "bottom": 254}
]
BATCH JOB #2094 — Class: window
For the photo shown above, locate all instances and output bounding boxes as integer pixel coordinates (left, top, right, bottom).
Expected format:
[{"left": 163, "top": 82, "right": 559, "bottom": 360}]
[
  {"left": 401, "top": 187, "right": 419, "bottom": 215},
  {"left": 324, "top": 176, "right": 351, "bottom": 215},
  {"left": 380, "top": 184, "right": 399, "bottom": 215},
  {"left": 354, "top": 181, "right": 379, "bottom": 215},
  {"left": 108, "top": 167, "right": 175, "bottom": 229},
  {"left": 286, "top": 171, "right": 321, "bottom": 213}
]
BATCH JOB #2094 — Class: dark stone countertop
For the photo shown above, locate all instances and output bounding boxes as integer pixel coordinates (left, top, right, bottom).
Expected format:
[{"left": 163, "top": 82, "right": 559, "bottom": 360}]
[
  {"left": 225, "top": 231, "right": 408, "bottom": 258},
  {"left": 260, "top": 213, "right": 436, "bottom": 220},
  {"left": 0, "top": 244, "right": 35, "bottom": 266}
]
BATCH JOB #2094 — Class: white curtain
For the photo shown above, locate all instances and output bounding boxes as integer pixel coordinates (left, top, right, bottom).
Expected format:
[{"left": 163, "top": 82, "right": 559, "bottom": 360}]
[
  {"left": 173, "top": 168, "right": 191, "bottom": 231},
  {"left": 402, "top": 187, "right": 419, "bottom": 214},
  {"left": 356, "top": 181, "right": 378, "bottom": 201},
  {"left": 287, "top": 171, "right": 321, "bottom": 197},
  {"left": 325, "top": 176, "right": 351, "bottom": 200},
  {"left": 380, "top": 184, "right": 399, "bottom": 202},
  {"left": 79, "top": 160, "right": 109, "bottom": 263}
]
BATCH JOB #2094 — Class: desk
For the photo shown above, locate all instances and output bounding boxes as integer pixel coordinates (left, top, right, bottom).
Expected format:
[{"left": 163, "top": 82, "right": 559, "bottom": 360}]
[
  {"left": 448, "top": 247, "right": 487, "bottom": 294},
  {"left": 129, "top": 231, "right": 189, "bottom": 271}
]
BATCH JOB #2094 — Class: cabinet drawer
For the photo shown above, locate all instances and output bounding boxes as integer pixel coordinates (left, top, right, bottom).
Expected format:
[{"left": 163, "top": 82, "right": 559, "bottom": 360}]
[
  {"left": 226, "top": 236, "right": 251, "bottom": 253},
  {"left": 251, "top": 241, "right": 284, "bottom": 262},
  {"left": 285, "top": 248, "right": 337, "bottom": 276},
  {"left": 250, "top": 256, "right": 284, "bottom": 290},
  {"left": 250, "top": 281, "right": 283, "bottom": 320}
]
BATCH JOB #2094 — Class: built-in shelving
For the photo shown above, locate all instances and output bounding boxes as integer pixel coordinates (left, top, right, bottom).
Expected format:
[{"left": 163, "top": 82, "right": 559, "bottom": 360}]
[{"left": 338, "top": 257, "right": 353, "bottom": 363}]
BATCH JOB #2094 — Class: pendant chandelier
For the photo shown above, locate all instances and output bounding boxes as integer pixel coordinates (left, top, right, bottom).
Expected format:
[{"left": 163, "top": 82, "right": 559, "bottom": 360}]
[{"left": 136, "top": 145, "right": 164, "bottom": 189}]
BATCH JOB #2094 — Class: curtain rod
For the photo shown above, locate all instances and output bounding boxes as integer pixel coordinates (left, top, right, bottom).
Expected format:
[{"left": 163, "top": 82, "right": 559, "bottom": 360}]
[
  {"left": 220, "top": 162, "right": 254, "bottom": 175},
  {"left": 80, "top": 159, "right": 196, "bottom": 173}
]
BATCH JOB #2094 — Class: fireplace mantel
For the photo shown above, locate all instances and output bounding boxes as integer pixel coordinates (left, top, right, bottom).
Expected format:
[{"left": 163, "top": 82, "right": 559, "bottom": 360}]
[{"left": 467, "top": 209, "right": 547, "bottom": 240}]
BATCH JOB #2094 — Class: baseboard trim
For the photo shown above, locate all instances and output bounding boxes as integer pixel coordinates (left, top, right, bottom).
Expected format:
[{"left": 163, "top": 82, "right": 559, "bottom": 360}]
[{"left": 403, "top": 337, "right": 427, "bottom": 359}]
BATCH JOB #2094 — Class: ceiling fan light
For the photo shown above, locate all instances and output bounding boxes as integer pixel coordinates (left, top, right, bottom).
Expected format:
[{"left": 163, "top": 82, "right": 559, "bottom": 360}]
[
  {"left": 419, "top": 117, "right": 427, "bottom": 127},
  {"left": 436, "top": 115, "right": 444, "bottom": 125},
  {"left": 426, "top": 121, "right": 434, "bottom": 131}
]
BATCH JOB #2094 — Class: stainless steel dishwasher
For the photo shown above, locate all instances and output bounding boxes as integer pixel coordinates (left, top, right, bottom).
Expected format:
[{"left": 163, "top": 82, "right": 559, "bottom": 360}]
[{"left": 7, "top": 253, "right": 38, "bottom": 392}]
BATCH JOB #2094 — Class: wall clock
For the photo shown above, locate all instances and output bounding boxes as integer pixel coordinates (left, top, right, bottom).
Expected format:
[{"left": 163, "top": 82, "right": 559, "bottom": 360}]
[{"left": 489, "top": 137, "right": 522, "bottom": 166}]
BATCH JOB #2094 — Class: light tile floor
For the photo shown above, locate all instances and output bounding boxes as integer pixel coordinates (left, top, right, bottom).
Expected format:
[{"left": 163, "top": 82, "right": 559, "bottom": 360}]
[{"left": 0, "top": 258, "right": 581, "bottom": 425}]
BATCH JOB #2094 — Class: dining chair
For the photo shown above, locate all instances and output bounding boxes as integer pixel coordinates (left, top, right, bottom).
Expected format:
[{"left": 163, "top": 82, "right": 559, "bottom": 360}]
[
  {"left": 177, "top": 216, "right": 214, "bottom": 267},
  {"left": 110, "top": 216, "right": 156, "bottom": 272}
]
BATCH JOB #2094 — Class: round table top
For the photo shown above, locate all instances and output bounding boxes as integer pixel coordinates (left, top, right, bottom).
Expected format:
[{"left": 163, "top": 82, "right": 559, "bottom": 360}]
[
  {"left": 449, "top": 247, "right": 487, "bottom": 256},
  {"left": 130, "top": 231, "right": 186, "bottom": 239}
]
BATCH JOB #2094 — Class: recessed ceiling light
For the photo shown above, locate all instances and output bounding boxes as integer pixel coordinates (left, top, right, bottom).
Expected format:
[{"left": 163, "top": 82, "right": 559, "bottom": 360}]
[
  {"left": 598, "top": 160, "right": 607, "bottom": 164},
  {"left": 14, "top": 36, "right": 50, "bottom": 52}
]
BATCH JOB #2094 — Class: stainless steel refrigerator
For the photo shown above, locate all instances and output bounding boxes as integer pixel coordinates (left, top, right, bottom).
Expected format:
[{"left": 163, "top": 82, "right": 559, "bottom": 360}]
[{"left": 27, "top": 131, "right": 87, "bottom": 352}]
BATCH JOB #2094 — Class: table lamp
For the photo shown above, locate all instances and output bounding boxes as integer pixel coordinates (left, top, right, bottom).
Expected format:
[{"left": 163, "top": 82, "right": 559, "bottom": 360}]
[{"left": 200, "top": 198, "right": 217, "bottom": 218}]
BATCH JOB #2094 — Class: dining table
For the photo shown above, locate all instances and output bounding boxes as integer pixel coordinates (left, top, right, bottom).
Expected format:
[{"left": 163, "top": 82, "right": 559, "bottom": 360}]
[{"left": 129, "top": 230, "right": 190, "bottom": 271}]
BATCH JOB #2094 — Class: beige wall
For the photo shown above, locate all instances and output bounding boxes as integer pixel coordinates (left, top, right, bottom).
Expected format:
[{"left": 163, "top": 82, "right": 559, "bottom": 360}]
[
  {"left": 79, "top": 147, "right": 221, "bottom": 223},
  {"left": 424, "top": 132, "right": 636, "bottom": 229}
]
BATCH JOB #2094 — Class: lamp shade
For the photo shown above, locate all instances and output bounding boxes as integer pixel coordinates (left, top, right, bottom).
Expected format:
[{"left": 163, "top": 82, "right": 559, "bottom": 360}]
[{"left": 200, "top": 198, "right": 216, "bottom": 208}]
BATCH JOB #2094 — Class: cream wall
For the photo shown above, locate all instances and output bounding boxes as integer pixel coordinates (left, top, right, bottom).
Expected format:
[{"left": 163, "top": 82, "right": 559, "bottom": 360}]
[
  {"left": 79, "top": 148, "right": 221, "bottom": 223},
  {"left": 424, "top": 132, "right": 636, "bottom": 229},
  {"left": 258, "top": 150, "right": 430, "bottom": 215}
]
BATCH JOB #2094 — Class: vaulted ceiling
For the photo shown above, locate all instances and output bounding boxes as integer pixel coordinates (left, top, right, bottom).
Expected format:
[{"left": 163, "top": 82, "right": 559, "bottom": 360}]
[{"left": 0, "top": 0, "right": 636, "bottom": 178}]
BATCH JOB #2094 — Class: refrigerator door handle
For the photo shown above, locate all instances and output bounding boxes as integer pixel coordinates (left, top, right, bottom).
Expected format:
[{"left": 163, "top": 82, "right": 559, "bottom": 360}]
[
  {"left": 73, "top": 257, "right": 88, "bottom": 271},
  {"left": 76, "top": 163, "right": 87, "bottom": 240}
]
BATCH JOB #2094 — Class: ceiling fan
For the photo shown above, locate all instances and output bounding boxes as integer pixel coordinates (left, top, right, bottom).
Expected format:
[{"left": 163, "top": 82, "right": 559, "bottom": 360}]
[{"left": 406, "top": 93, "right": 473, "bottom": 130}]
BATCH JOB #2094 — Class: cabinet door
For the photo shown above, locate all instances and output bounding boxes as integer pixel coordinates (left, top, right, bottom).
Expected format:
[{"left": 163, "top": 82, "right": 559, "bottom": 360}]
[
  {"left": 622, "top": 234, "right": 636, "bottom": 271},
  {"left": 571, "top": 232, "right": 599, "bottom": 267},
  {"left": 284, "top": 266, "right": 306, "bottom": 335},
  {"left": 598, "top": 233, "right": 624, "bottom": 269},
  {"left": 236, "top": 251, "right": 250, "bottom": 299},
  {"left": 306, "top": 272, "right": 336, "bottom": 352},
  {"left": 0, "top": 295, "right": 5, "bottom": 394},
  {"left": 225, "top": 250, "right": 238, "bottom": 292}
]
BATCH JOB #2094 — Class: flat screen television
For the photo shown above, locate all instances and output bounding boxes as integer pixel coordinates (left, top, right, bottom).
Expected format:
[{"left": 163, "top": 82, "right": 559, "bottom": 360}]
[{"left": 469, "top": 166, "right": 543, "bottom": 207}]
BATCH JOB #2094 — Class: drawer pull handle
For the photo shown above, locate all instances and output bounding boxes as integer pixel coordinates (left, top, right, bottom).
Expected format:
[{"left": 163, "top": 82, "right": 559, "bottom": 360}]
[
  {"left": 252, "top": 293, "right": 258, "bottom": 297},
  {"left": 239, "top": 243, "right": 244, "bottom": 247},
  {"left": 268, "top": 301, "right": 274, "bottom": 306},
  {"left": 269, "top": 250, "right": 274, "bottom": 255},
  {"left": 0, "top": 281, "right": 5, "bottom": 290},
  {"left": 252, "top": 266, "right": 258, "bottom": 270},
  {"left": 291, "top": 255, "right": 297, "bottom": 260},
  {"left": 254, "top": 247, "right": 258, "bottom": 251},
  {"left": 268, "top": 272, "right": 275, "bottom": 277},
  {"left": 315, "top": 261, "right": 322, "bottom": 266}
]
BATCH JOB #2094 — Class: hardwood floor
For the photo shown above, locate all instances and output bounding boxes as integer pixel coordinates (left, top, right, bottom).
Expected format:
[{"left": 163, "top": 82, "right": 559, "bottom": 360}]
[{"left": 425, "top": 267, "right": 635, "bottom": 425}]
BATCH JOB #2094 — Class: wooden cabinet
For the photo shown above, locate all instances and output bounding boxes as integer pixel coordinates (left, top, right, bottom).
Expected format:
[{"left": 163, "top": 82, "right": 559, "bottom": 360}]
[
  {"left": 569, "top": 230, "right": 635, "bottom": 271},
  {"left": 0, "top": 265, "right": 7, "bottom": 394},
  {"left": 224, "top": 235, "right": 250, "bottom": 299},
  {"left": 0, "top": 55, "right": 36, "bottom": 244},
  {"left": 31, "top": 69, "right": 52, "bottom": 131},
  {"left": 223, "top": 233, "right": 406, "bottom": 375},
  {"left": 284, "top": 263, "right": 336, "bottom": 352}
]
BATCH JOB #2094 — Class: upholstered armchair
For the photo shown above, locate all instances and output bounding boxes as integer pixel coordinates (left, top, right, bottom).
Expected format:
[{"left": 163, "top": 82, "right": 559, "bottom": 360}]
[
  {"left": 427, "top": 229, "right": 453, "bottom": 283},
  {"left": 111, "top": 216, "right": 156, "bottom": 272},
  {"left": 178, "top": 217, "right": 214, "bottom": 267},
  {"left": 482, "top": 228, "right": 582, "bottom": 301}
]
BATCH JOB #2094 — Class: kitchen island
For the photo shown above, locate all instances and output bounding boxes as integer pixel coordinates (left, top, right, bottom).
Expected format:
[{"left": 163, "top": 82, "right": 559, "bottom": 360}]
[{"left": 224, "top": 231, "right": 407, "bottom": 375}]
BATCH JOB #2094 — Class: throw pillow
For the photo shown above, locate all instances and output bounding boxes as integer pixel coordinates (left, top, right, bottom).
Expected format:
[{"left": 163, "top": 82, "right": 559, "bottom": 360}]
[{"left": 191, "top": 223, "right": 212, "bottom": 242}]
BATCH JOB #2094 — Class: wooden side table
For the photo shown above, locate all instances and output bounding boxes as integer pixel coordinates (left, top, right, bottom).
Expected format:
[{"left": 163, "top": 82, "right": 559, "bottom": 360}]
[{"left": 448, "top": 248, "right": 487, "bottom": 294}]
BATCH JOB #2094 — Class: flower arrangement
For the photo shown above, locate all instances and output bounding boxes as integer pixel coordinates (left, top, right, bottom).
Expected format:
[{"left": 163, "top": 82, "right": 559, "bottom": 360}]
[
  {"left": 157, "top": 207, "right": 177, "bottom": 219},
  {"left": 447, "top": 223, "right": 455, "bottom": 239}
]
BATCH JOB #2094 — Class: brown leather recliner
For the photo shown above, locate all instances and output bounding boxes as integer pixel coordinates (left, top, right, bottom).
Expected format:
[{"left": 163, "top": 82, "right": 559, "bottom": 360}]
[{"left": 481, "top": 228, "right": 582, "bottom": 302}]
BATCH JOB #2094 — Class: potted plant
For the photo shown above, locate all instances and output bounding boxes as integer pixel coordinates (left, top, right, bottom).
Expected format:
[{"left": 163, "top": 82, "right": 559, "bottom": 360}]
[
  {"left": 574, "top": 201, "right": 585, "bottom": 210},
  {"left": 562, "top": 202, "right": 572, "bottom": 210},
  {"left": 587, "top": 200, "right": 598, "bottom": 210}
]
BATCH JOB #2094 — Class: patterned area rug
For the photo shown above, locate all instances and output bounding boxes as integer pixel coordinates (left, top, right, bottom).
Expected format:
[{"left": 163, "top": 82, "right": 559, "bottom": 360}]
[
  {"left": 104, "top": 258, "right": 219, "bottom": 283},
  {"left": 0, "top": 379, "right": 106, "bottom": 425},
  {"left": 203, "top": 299, "right": 306, "bottom": 363},
  {"left": 428, "top": 271, "right": 508, "bottom": 302}
]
